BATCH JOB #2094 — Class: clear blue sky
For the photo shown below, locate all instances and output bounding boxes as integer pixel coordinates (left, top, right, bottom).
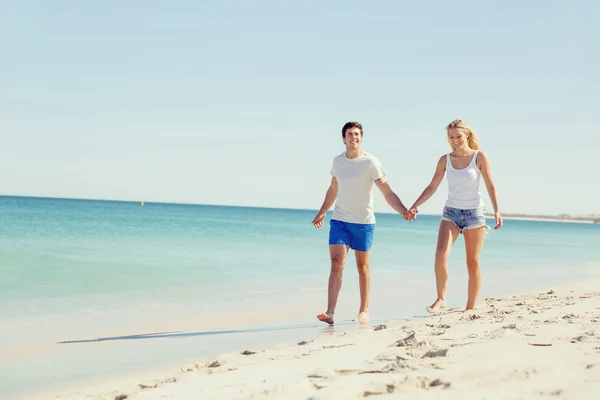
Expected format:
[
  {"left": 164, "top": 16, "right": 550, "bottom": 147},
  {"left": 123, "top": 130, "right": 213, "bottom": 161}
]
[{"left": 1, "top": 1, "right": 598, "bottom": 216}]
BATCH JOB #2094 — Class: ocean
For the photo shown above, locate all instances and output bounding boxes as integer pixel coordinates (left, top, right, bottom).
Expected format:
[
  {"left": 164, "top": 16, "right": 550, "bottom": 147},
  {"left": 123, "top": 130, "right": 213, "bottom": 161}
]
[{"left": 1, "top": 195, "right": 599, "bottom": 399}]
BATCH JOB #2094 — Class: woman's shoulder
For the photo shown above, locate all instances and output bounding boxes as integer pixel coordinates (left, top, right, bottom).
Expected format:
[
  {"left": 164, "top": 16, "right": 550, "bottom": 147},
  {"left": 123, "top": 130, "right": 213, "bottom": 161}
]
[
  {"left": 437, "top": 153, "right": 448, "bottom": 167},
  {"left": 474, "top": 150, "right": 489, "bottom": 169},
  {"left": 475, "top": 150, "right": 489, "bottom": 160}
]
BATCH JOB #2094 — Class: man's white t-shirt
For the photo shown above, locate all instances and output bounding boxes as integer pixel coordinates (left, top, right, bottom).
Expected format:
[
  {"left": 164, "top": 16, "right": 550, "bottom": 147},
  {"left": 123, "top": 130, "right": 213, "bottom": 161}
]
[{"left": 330, "top": 151, "right": 386, "bottom": 224}]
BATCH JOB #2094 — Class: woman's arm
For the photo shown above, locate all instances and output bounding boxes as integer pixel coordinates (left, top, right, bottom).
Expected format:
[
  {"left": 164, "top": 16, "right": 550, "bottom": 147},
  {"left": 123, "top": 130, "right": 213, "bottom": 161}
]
[
  {"left": 407, "top": 155, "right": 447, "bottom": 218},
  {"left": 478, "top": 152, "right": 503, "bottom": 229}
]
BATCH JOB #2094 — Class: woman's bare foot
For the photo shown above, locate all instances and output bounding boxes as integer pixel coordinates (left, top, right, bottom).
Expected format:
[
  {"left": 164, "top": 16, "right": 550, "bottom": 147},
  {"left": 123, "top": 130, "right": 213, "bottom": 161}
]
[
  {"left": 317, "top": 313, "right": 334, "bottom": 325},
  {"left": 353, "top": 311, "right": 370, "bottom": 323},
  {"left": 426, "top": 299, "right": 446, "bottom": 313}
]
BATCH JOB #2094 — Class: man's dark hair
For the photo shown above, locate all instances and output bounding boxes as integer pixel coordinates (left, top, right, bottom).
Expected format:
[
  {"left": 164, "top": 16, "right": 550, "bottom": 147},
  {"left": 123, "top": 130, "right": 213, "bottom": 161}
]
[{"left": 342, "top": 121, "right": 363, "bottom": 138}]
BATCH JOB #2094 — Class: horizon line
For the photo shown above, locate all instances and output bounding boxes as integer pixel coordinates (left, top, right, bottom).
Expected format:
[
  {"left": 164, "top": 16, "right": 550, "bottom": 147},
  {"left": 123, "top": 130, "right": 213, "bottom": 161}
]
[
  {"left": 1, "top": 194, "right": 597, "bottom": 220},
  {"left": 1, "top": 193, "right": 431, "bottom": 216}
]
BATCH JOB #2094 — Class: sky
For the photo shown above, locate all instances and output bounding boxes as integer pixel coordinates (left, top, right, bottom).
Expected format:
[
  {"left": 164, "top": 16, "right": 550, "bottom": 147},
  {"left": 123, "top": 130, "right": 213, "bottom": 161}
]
[{"left": 1, "top": 0, "right": 599, "bottom": 216}]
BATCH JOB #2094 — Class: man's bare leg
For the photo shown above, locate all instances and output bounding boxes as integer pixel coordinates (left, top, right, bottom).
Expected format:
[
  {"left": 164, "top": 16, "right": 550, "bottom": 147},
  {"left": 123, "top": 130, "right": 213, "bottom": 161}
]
[
  {"left": 426, "top": 220, "right": 459, "bottom": 313},
  {"left": 352, "top": 250, "right": 370, "bottom": 323},
  {"left": 317, "top": 244, "right": 349, "bottom": 325},
  {"left": 463, "top": 226, "right": 486, "bottom": 311}
]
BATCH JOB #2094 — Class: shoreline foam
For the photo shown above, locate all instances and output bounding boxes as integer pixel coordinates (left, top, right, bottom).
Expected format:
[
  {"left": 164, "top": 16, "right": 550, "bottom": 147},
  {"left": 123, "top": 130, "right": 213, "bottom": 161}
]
[
  {"left": 491, "top": 216, "right": 596, "bottom": 224},
  {"left": 22, "top": 278, "right": 600, "bottom": 400}
]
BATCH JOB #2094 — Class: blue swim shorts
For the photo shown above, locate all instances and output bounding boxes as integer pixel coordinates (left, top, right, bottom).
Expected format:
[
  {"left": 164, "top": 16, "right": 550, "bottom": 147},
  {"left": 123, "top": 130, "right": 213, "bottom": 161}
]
[
  {"left": 328, "top": 219, "right": 375, "bottom": 252},
  {"left": 442, "top": 206, "right": 490, "bottom": 233}
]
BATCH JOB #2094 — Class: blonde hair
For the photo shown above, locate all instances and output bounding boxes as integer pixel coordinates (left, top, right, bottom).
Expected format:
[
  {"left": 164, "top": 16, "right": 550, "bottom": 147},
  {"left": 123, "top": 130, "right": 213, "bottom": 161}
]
[{"left": 446, "top": 119, "right": 480, "bottom": 150}]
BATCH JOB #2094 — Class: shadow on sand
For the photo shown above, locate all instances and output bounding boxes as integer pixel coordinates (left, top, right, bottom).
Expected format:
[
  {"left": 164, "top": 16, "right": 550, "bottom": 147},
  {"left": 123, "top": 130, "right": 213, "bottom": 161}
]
[
  {"left": 57, "top": 321, "right": 355, "bottom": 345},
  {"left": 56, "top": 313, "right": 437, "bottom": 345}
]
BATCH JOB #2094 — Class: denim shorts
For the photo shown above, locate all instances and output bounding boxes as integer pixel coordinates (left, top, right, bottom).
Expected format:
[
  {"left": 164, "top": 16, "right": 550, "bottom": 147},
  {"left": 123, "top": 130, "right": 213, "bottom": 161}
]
[
  {"left": 329, "top": 219, "right": 375, "bottom": 252},
  {"left": 441, "top": 206, "right": 490, "bottom": 233}
]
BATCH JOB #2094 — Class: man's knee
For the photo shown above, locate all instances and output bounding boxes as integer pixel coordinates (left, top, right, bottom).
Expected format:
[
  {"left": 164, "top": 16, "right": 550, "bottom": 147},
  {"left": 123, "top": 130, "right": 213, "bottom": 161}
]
[
  {"left": 330, "top": 257, "right": 345, "bottom": 273},
  {"left": 356, "top": 262, "right": 370, "bottom": 274}
]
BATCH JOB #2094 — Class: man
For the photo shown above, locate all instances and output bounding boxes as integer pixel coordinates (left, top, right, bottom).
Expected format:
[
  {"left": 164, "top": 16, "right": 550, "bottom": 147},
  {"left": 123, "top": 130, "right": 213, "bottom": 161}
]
[{"left": 312, "top": 121, "right": 408, "bottom": 324}]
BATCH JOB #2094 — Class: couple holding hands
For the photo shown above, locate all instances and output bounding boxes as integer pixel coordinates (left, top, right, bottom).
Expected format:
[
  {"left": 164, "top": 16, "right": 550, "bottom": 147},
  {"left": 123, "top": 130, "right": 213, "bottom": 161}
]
[{"left": 312, "top": 120, "right": 502, "bottom": 325}]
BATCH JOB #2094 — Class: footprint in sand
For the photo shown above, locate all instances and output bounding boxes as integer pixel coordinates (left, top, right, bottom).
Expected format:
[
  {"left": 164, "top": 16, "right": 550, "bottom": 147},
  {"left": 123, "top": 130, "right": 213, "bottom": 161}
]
[
  {"left": 538, "top": 389, "right": 563, "bottom": 396},
  {"left": 429, "top": 378, "right": 451, "bottom": 388},
  {"left": 323, "top": 343, "right": 355, "bottom": 349},
  {"left": 391, "top": 331, "right": 417, "bottom": 347},
  {"left": 138, "top": 377, "right": 177, "bottom": 390},
  {"left": 486, "top": 297, "right": 503, "bottom": 302},
  {"left": 361, "top": 358, "right": 413, "bottom": 374},
  {"left": 415, "top": 376, "right": 451, "bottom": 389},
  {"left": 499, "top": 309, "right": 516, "bottom": 315},
  {"left": 366, "top": 383, "right": 399, "bottom": 395},
  {"left": 308, "top": 368, "right": 337, "bottom": 379},
  {"left": 508, "top": 367, "right": 538, "bottom": 379},
  {"left": 450, "top": 342, "right": 474, "bottom": 347},
  {"left": 423, "top": 349, "right": 448, "bottom": 358},
  {"left": 334, "top": 368, "right": 361, "bottom": 375},
  {"left": 426, "top": 323, "right": 451, "bottom": 329},
  {"left": 462, "top": 314, "right": 481, "bottom": 321},
  {"left": 485, "top": 329, "right": 506, "bottom": 340},
  {"left": 571, "top": 331, "right": 597, "bottom": 343}
]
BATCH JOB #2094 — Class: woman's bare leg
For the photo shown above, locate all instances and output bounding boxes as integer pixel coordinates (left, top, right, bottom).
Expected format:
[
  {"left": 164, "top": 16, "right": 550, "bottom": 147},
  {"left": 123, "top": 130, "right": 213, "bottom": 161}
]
[
  {"left": 426, "top": 220, "right": 459, "bottom": 313},
  {"left": 463, "top": 227, "right": 487, "bottom": 310}
]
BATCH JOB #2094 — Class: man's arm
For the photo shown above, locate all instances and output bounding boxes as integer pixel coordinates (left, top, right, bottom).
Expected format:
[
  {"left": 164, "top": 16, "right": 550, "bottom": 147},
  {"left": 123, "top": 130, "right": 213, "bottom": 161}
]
[
  {"left": 312, "top": 177, "right": 338, "bottom": 228},
  {"left": 375, "top": 177, "right": 407, "bottom": 216}
]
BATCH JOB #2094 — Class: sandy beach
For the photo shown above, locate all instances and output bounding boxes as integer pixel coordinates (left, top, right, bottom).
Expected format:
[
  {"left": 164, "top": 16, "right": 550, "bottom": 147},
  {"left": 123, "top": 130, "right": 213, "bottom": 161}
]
[{"left": 23, "top": 278, "right": 600, "bottom": 400}]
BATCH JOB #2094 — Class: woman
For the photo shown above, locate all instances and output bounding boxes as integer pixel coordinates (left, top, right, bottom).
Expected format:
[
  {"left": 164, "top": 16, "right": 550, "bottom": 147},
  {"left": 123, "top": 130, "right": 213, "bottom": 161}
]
[{"left": 405, "top": 119, "right": 502, "bottom": 313}]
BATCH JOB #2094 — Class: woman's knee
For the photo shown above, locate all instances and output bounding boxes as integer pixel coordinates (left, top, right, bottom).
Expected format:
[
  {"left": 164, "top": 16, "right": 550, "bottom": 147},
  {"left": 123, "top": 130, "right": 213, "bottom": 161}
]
[
  {"left": 356, "top": 263, "right": 370, "bottom": 274},
  {"left": 466, "top": 257, "right": 480, "bottom": 271},
  {"left": 435, "top": 247, "right": 450, "bottom": 263}
]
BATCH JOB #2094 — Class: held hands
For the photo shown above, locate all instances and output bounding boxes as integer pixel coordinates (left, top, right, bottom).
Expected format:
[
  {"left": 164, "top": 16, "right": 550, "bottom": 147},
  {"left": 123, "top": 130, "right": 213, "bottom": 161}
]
[{"left": 403, "top": 207, "right": 418, "bottom": 222}]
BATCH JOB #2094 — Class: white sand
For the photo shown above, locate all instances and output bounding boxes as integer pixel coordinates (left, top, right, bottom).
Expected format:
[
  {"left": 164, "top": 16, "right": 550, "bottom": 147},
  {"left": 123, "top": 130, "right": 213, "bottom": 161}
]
[{"left": 24, "top": 279, "right": 600, "bottom": 400}]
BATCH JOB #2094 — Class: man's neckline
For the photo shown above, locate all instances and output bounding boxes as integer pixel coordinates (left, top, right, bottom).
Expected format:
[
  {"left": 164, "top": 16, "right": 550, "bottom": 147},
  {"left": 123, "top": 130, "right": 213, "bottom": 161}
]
[{"left": 345, "top": 150, "right": 364, "bottom": 159}]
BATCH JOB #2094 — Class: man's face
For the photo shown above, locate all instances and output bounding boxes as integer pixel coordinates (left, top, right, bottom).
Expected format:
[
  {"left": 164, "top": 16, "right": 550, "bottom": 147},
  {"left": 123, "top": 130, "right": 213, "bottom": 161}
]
[{"left": 343, "top": 127, "right": 362, "bottom": 149}]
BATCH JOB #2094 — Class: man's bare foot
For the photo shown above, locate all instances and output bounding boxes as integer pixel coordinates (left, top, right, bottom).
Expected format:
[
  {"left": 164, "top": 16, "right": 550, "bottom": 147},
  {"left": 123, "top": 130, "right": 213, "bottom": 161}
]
[
  {"left": 353, "top": 311, "right": 369, "bottom": 323},
  {"left": 317, "top": 313, "right": 334, "bottom": 325},
  {"left": 426, "top": 299, "right": 446, "bottom": 313}
]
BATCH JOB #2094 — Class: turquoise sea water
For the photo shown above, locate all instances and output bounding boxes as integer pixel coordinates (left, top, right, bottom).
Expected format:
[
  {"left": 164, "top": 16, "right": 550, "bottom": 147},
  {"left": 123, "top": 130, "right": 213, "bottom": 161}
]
[{"left": 1, "top": 196, "right": 599, "bottom": 399}]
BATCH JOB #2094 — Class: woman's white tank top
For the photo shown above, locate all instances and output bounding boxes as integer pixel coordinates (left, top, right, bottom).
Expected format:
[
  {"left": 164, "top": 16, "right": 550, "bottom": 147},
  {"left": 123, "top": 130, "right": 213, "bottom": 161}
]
[{"left": 445, "top": 150, "right": 484, "bottom": 210}]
